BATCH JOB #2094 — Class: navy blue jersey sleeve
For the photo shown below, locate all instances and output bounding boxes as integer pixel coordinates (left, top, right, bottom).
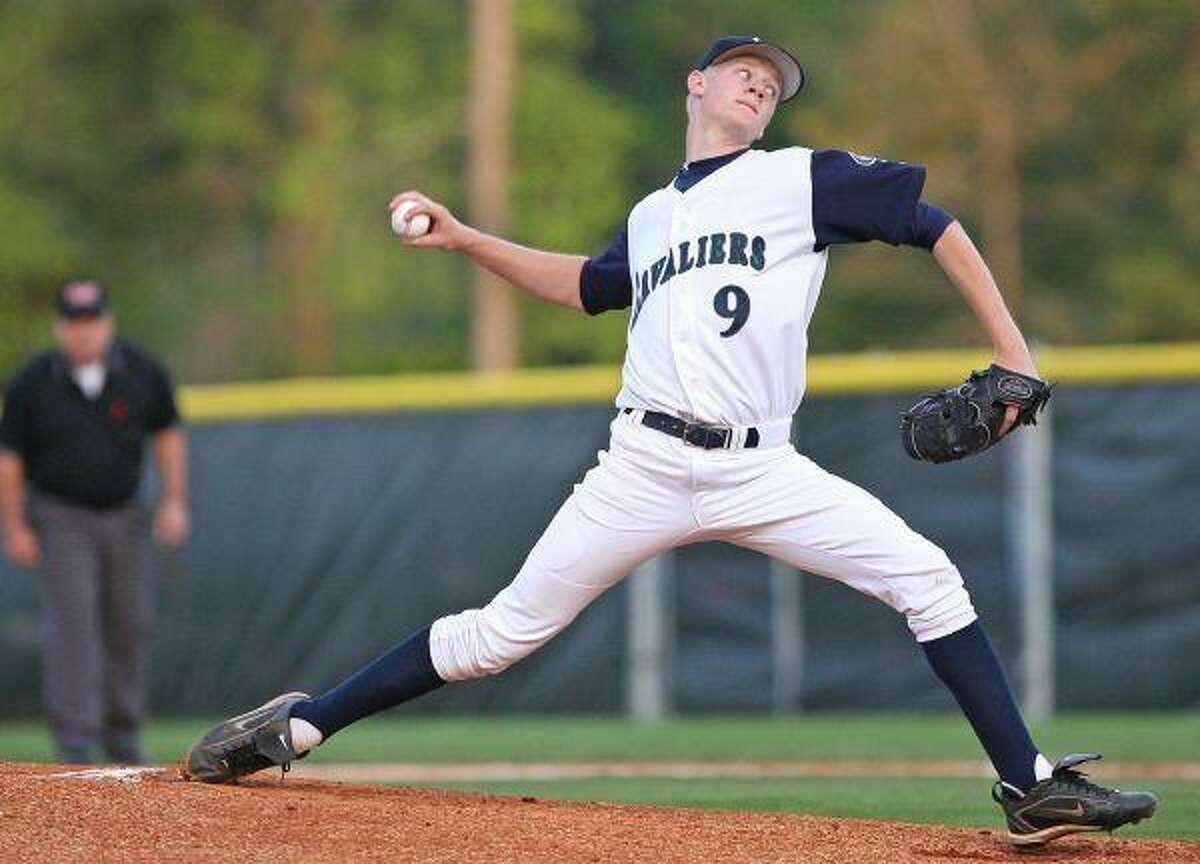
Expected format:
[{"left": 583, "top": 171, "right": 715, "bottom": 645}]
[
  {"left": 0, "top": 376, "right": 33, "bottom": 456},
  {"left": 579, "top": 229, "right": 632, "bottom": 315},
  {"left": 812, "top": 149, "right": 950, "bottom": 250},
  {"left": 912, "top": 202, "right": 954, "bottom": 250},
  {"left": 144, "top": 358, "right": 180, "bottom": 432}
]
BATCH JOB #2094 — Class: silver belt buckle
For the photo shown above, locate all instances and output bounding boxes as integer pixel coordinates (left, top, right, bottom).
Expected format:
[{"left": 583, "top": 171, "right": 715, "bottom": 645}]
[{"left": 682, "top": 422, "right": 729, "bottom": 449}]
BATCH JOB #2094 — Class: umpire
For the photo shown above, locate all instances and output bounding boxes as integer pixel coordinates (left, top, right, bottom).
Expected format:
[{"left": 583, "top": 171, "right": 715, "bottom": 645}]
[{"left": 0, "top": 280, "right": 189, "bottom": 765}]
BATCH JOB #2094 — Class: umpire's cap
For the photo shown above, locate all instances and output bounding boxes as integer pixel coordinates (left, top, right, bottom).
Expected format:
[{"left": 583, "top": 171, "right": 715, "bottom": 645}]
[
  {"left": 56, "top": 280, "right": 108, "bottom": 319},
  {"left": 696, "top": 36, "right": 805, "bottom": 102}
]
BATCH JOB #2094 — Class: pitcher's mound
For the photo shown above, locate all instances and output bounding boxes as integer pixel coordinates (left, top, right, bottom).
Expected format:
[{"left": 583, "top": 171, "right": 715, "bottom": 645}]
[{"left": 0, "top": 762, "right": 1192, "bottom": 863}]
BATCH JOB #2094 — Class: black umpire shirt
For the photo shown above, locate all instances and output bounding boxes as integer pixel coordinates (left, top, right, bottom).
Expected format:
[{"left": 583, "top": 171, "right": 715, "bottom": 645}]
[{"left": 0, "top": 339, "right": 180, "bottom": 509}]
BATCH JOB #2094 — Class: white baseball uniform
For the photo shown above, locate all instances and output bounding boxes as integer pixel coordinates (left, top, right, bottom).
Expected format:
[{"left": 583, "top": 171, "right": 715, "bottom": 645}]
[{"left": 430, "top": 147, "right": 973, "bottom": 682}]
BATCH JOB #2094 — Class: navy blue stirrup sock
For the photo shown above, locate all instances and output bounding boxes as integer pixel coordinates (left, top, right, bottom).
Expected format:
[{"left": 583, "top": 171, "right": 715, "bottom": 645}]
[
  {"left": 290, "top": 626, "right": 444, "bottom": 739},
  {"left": 921, "top": 620, "right": 1039, "bottom": 792}
]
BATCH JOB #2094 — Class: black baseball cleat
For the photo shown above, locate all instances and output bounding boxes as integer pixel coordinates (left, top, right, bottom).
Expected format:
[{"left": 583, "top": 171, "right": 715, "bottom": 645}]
[
  {"left": 184, "top": 691, "right": 311, "bottom": 783},
  {"left": 992, "top": 753, "right": 1159, "bottom": 847}
]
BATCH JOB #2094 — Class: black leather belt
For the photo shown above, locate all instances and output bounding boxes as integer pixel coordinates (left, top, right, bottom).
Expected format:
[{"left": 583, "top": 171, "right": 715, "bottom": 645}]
[{"left": 624, "top": 408, "right": 759, "bottom": 449}]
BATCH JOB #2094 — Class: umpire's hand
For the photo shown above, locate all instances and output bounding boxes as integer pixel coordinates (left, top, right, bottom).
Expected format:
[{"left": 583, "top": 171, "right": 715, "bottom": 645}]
[
  {"left": 154, "top": 499, "right": 190, "bottom": 549},
  {"left": 3, "top": 521, "right": 40, "bottom": 569}
]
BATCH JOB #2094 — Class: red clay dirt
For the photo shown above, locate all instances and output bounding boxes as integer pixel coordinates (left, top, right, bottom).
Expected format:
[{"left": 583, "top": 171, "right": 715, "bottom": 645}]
[{"left": 0, "top": 762, "right": 1194, "bottom": 864}]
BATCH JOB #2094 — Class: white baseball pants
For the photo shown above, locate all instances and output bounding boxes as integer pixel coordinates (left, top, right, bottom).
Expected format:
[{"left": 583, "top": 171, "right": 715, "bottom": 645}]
[{"left": 430, "top": 411, "right": 976, "bottom": 682}]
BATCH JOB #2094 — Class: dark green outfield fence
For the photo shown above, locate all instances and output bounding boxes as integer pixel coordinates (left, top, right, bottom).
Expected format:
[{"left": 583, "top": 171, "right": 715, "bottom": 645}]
[{"left": 1, "top": 375, "right": 1197, "bottom": 717}]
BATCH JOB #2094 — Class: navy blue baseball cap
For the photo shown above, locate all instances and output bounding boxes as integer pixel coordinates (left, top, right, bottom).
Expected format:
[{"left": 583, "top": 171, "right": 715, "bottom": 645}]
[
  {"left": 696, "top": 36, "right": 805, "bottom": 102},
  {"left": 56, "top": 279, "right": 108, "bottom": 319}
]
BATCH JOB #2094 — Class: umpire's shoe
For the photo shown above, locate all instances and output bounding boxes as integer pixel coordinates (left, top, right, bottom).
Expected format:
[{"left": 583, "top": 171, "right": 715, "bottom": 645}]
[
  {"left": 992, "top": 753, "right": 1158, "bottom": 847},
  {"left": 184, "top": 691, "right": 310, "bottom": 783}
]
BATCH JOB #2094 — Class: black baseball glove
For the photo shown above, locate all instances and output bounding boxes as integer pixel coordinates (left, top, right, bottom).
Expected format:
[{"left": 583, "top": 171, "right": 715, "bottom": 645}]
[{"left": 901, "top": 364, "right": 1052, "bottom": 464}]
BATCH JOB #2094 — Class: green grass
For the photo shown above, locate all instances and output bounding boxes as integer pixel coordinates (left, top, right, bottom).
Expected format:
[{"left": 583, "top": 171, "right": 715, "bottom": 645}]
[
  {"left": 316, "top": 712, "right": 1200, "bottom": 763},
  {"left": 3, "top": 713, "right": 1197, "bottom": 842},
  {"left": 7, "top": 712, "right": 1192, "bottom": 763}
]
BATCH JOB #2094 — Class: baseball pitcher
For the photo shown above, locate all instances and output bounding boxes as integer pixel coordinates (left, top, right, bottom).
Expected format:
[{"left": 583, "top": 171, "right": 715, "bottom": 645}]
[{"left": 185, "top": 36, "right": 1155, "bottom": 848}]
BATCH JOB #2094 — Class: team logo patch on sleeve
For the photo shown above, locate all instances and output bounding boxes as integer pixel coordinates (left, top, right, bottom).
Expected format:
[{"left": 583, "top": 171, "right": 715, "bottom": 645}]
[{"left": 847, "top": 152, "right": 879, "bottom": 168}]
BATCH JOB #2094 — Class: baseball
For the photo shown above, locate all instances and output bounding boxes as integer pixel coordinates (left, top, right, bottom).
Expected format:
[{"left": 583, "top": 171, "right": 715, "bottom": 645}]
[{"left": 390, "top": 201, "right": 431, "bottom": 238}]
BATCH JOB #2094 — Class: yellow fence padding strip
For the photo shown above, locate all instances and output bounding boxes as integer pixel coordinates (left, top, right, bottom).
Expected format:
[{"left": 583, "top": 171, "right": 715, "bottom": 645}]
[
  {"left": 180, "top": 365, "right": 623, "bottom": 422},
  {"left": 179, "top": 342, "right": 1200, "bottom": 423}
]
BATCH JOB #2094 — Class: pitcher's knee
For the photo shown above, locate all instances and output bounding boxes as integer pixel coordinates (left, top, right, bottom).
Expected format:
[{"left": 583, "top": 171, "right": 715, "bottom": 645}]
[
  {"left": 429, "top": 607, "right": 542, "bottom": 682},
  {"left": 903, "top": 560, "right": 977, "bottom": 642}
]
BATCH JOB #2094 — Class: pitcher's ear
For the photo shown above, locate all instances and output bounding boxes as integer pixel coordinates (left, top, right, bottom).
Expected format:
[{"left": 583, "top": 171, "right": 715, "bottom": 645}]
[{"left": 686, "top": 69, "right": 706, "bottom": 96}]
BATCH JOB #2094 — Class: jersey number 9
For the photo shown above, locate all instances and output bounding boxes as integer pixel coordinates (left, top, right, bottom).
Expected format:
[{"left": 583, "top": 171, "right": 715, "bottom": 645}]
[{"left": 714, "top": 284, "right": 750, "bottom": 337}]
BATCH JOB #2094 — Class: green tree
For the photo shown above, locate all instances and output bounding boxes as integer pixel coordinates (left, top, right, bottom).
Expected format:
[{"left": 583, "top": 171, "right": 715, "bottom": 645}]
[{"left": 1, "top": 1, "right": 1195, "bottom": 385}]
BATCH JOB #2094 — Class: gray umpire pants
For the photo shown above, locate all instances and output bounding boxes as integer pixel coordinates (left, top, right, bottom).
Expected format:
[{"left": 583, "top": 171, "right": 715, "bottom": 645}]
[{"left": 28, "top": 490, "right": 152, "bottom": 757}]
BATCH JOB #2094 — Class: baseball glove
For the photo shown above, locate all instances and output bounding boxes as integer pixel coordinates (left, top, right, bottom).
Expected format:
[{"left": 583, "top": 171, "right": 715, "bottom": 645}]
[{"left": 901, "top": 364, "right": 1052, "bottom": 464}]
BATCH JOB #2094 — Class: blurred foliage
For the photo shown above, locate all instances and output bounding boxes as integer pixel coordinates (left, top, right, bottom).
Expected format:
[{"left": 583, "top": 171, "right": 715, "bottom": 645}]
[{"left": 0, "top": 0, "right": 1196, "bottom": 382}]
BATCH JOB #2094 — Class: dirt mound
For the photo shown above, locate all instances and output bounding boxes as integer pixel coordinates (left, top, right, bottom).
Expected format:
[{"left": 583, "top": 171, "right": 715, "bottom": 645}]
[{"left": 0, "top": 762, "right": 1193, "bottom": 863}]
